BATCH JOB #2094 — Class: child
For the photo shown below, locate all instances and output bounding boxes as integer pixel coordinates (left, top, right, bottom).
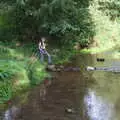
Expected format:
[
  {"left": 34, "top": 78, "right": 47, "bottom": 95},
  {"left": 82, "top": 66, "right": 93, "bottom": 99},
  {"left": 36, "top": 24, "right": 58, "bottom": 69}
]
[{"left": 39, "top": 37, "right": 52, "bottom": 64}]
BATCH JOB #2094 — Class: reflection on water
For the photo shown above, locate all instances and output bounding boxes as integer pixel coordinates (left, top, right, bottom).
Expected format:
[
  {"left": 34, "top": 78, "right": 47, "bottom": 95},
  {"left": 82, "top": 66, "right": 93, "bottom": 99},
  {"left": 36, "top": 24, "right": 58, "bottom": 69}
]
[
  {"left": 75, "top": 53, "right": 120, "bottom": 120},
  {"left": 3, "top": 108, "right": 12, "bottom": 120},
  {"left": 84, "top": 89, "right": 114, "bottom": 120},
  {"left": 2, "top": 105, "right": 20, "bottom": 120}
]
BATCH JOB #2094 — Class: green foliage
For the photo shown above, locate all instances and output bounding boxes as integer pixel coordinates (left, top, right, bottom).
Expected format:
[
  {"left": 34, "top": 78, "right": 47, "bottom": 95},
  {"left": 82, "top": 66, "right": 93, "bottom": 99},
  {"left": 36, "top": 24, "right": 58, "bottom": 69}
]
[
  {"left": 0, "top": 61, "right": 13, "bottom": 81},
  {"left": 28, "top": 61, "right": 49, "bottom": 85},
  {"left": 0, "top": 60, "right": 25, "bottom": 81},
  {"left": 0, "top": 41, "right": 48, "bottom": 104},
  {"left": 51, "top": 47, "right": 77, "bottom": 64},
  {"left": 0, "top": 2, "right": 15, "bottom": 41},
  {"left": 98, "top": 0, "right": 120, "bottom": 21},
  {"left": 0, "top": 81, "right": 12, "bottom": 104},
  {"left": 86, "top": 0, "right": 120, "bottom": 51},
  {"left": 1, "top": 0, "right": 94, "bottom": 47}
]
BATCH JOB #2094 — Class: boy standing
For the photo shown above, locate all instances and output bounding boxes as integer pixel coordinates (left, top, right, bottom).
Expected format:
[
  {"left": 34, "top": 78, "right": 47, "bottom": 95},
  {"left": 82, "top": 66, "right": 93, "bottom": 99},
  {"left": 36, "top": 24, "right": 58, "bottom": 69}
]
[{"left": 39, "top": 37, "right": 52, "bottom": 64}]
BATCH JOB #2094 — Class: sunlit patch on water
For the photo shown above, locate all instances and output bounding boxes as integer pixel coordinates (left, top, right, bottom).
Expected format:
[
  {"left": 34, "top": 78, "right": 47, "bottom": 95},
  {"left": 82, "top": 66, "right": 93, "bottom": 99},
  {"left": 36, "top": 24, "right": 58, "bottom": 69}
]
[{"left": 84, "top": 89, "right": 114, "bottom": 120}]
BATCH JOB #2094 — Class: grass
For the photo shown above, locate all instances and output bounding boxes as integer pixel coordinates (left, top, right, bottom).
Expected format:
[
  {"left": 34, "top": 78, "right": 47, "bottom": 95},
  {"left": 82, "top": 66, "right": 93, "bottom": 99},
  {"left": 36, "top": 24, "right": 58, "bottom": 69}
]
[{"left": 0, "top": 41, "right": 49, "bottom": 104}]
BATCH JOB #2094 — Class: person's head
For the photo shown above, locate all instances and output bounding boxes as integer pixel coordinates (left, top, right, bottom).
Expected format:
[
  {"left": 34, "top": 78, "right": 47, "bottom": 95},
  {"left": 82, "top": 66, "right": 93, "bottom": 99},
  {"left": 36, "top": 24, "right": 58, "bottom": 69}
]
[{"left": 41, "top": 37, "right": 46, "bottom": 42}]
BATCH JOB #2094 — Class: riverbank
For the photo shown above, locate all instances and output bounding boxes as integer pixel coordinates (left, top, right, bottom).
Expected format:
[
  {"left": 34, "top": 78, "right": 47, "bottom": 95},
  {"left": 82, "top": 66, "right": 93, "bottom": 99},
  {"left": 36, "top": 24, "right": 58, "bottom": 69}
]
[{"left": 0, "top": 41, "right": 50, "bottom": 105}]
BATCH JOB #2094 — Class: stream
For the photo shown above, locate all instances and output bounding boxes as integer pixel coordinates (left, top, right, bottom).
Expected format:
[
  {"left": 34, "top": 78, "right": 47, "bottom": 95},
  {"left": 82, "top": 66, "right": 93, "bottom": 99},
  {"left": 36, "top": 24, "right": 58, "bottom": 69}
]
[{"left": 0, "top": 52, "right": 120, "bottom": 120}]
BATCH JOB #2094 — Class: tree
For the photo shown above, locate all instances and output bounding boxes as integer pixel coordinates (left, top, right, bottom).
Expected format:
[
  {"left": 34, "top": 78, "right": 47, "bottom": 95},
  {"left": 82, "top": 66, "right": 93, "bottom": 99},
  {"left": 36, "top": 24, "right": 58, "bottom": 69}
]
[
  {"left": 98, "top": 0, "right": 120, "bottom": 21},
  {"left": 1, "top": 0, "right": 94, "bottom": 47}
]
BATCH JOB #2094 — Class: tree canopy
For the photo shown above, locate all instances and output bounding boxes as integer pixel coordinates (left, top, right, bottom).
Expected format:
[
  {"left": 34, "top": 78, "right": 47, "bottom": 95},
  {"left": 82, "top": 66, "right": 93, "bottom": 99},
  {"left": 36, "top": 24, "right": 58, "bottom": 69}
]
[
  {"left": 1, "top": 0, "right": 119, "bottom": 47},
  {"left": 0, "top": 0, "right": 94, "bottom": 47}
]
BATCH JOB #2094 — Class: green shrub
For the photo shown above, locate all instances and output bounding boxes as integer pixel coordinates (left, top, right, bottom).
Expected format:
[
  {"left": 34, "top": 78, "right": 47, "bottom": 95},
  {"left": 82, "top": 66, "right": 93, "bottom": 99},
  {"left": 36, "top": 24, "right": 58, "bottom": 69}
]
[
  {"left": 0, "top": 81, "right": 12, "bottom": 104},
  {"left": 0, "top": 41, "right": 48, "bottom": 104},
  {"left": 28, "top": 61, "right": 49, "bottom": 85},
  {"left": 0, "top": 60, "right": 17, "bottom": 81},
  {"left": 0, "top": 60, "right": 30, "bottom": 103}
]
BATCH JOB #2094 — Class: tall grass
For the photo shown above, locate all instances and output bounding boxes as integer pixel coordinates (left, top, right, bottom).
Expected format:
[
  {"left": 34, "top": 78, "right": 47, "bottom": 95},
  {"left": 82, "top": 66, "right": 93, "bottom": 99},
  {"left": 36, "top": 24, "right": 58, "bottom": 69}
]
[{"left": 0, "top": 41, "right": 48, "bottom": 104}]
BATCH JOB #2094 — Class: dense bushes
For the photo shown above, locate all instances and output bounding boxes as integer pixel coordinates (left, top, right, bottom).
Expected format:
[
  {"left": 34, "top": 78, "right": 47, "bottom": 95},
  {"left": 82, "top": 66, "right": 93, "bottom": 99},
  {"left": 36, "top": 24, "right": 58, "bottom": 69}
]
[
  {"left": 1, "top": 0, "right": 94, "bottom": 47},
  {"left": 1, "top": 0, "right": 120, "bottom": 48},
  {"left": 98, "top": 0, "right": 120, "bottom": 21}
]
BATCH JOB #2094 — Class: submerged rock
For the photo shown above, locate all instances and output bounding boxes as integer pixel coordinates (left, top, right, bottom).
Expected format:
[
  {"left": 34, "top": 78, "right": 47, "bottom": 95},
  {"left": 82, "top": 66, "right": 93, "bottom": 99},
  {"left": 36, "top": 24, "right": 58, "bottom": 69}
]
[
  {"left": 47, "top": 65, "right": 80, "bottom": 72},
  {"left": 64, "top": 67, "right": 80, "bottom": 72},
  {"left": 46, "top": 64, "right": 63, "bottom": 72},
  {"left": 59, "top": 65, "right": 64, "bottom": 69},
  {"left": 72, "top": 67, "right": 80, "bottom": 71},
  {"left": 46, "top": 64, "right": 56, "bottom": 71},
  {"left": 65, "top": 108, "right": 75, "bottom": 114},
  {"left": 64, "top": 67, "right": 73, "bottom": 71},
  {"left": 56, "top": 68, "right": 61, "bottom": 72}
]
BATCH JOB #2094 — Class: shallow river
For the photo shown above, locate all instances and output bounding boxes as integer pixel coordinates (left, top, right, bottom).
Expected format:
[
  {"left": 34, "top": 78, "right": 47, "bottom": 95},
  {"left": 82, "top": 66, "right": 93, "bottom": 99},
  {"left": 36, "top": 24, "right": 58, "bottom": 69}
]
[{"left": 0, "top": 52, "right": 120, "bottom": 120}]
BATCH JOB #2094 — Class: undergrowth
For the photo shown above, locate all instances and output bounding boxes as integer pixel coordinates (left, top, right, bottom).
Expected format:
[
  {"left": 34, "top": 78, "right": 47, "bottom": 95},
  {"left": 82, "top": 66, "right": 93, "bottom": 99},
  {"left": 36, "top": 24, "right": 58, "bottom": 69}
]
[{"left": 0, "top": 41, "right": 49, "bottom": 104}]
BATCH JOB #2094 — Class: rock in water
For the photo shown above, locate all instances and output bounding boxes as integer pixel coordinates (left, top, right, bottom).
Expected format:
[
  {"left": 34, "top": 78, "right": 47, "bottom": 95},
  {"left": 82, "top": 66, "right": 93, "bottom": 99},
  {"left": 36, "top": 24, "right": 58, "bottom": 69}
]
[
  {"left": 72, "top": 67, "right": 80, "bottom": 71},
  {"left": 64, "top": 67, "right": 73, "bottom": 71},
  {"left": 47, "top": 65, "right": 56, "bottom": 71},
  {"left": 59, "top": 65, "right": 64, "bottom": 69},
  {"left": 86, "top": 66, "right": 95, "bottom": 71},
  {"left": 47, "top": 64, "right": 55, "bottom": 69},
  {"left": 65, "top": 108, "right": 75, "bottom": 113},
  {"left": 56, "top": 68, "right": 61, "bottom": 72}
]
